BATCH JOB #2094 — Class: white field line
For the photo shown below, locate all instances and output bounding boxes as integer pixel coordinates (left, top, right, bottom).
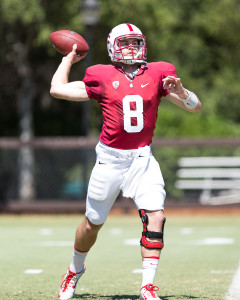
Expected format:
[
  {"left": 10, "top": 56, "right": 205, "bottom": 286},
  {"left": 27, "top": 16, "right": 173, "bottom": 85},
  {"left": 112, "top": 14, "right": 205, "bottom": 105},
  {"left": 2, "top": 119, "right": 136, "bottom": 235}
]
[
  {"left": 132, "top": 269, "right": 142, "bottom": 274},
  {"left": 24, "top": 269, "right": 43, "bottom": 274},
  {"left": 39, "top": 228, "right": 53, "bottom": 235},
  {"left": 225, "top": 258, "right": 240, "bottom": 300},
  {"left": 190, "top": 237, "right": 235, "bottom": 245},
  {"left": 180, "top": 227, "right": 194, "bottom": 235},
  {"left": 124, "top": 239, "right": 139, "bottom": 245},
  {"left": 109, "top": 228, "right": 123, "bottom": 235}
]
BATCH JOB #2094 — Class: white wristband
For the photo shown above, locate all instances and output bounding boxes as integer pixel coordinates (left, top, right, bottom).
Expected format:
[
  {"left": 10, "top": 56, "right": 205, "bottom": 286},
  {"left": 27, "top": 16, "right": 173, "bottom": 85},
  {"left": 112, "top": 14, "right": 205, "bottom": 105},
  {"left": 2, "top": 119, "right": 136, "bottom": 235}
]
[{"left": 180, "top": 89, "right": 198, "bottom": 109}]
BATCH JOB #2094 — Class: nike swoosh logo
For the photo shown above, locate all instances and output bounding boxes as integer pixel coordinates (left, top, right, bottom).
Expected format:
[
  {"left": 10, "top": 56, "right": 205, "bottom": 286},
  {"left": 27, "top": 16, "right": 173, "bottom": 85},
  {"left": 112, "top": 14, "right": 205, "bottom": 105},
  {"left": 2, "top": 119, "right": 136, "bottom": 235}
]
[{"left": 141, "top": 83, "right": 149, "bottom": 88}]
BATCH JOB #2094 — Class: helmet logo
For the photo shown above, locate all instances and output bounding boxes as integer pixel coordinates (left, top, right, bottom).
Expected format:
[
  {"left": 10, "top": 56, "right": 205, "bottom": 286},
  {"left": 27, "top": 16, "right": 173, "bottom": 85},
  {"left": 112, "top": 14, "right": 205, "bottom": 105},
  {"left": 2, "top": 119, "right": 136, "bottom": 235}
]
[{"left": 126, "top": 24, "right": 134, "bottom": 31}]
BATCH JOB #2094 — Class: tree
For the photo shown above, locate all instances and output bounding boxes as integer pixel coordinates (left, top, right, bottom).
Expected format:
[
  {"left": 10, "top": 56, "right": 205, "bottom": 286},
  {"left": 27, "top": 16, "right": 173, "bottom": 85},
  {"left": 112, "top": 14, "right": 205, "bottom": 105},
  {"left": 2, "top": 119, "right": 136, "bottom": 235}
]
[
  {"left": 0, "top": 0, "right": 87, "bottom": 201},
  {"left": 0, "top": 0, "right": 240, "bottom": 139}
]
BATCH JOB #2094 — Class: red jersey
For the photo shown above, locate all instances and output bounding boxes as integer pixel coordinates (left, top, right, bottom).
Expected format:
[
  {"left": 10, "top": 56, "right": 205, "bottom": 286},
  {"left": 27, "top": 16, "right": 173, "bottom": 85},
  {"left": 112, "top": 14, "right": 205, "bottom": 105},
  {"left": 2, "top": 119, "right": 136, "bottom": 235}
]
[{"left": 83, "top": 62, "right": 177, "bottom": 150}]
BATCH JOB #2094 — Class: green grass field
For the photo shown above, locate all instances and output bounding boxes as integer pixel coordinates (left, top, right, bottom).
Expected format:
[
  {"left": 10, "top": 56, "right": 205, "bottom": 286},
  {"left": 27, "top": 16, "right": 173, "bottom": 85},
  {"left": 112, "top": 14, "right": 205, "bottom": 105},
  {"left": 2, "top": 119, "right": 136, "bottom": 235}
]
[{"left": 0, "top": 213, "right": 239, "bottom": 300}]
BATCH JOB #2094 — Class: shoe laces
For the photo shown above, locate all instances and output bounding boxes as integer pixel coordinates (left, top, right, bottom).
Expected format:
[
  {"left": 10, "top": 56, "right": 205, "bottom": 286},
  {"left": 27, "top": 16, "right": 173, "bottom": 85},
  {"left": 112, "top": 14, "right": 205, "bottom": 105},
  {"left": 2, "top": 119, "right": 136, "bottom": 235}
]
[
  {"left": 143, "top": 284, "right": 159, "bottom": 297},
  {"left": 61, "top": 270, "right": 78, "bottom": 289}
]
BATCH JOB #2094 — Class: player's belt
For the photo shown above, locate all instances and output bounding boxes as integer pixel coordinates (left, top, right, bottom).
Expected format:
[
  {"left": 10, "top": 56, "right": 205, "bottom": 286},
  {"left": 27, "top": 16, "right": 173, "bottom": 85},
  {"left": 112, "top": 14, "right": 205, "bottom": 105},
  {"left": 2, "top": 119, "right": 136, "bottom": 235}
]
[{"left": 97, "top": 141, "right": 139, "bottom": 159}]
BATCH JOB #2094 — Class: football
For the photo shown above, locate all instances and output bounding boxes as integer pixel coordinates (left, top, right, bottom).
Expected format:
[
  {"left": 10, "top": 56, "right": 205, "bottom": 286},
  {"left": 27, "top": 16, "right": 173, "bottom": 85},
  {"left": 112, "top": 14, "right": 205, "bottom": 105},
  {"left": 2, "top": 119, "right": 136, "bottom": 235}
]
[{"left": 50, "top": 30, "right": 89, "bottom": 56}]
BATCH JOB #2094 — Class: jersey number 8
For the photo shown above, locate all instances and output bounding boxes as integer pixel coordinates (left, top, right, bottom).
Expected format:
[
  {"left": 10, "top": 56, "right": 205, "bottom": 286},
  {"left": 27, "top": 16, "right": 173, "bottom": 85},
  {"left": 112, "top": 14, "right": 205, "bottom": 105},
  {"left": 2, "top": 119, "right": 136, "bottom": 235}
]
[{"left": 122, "top": 95, "right": 144, "bottom": 133}]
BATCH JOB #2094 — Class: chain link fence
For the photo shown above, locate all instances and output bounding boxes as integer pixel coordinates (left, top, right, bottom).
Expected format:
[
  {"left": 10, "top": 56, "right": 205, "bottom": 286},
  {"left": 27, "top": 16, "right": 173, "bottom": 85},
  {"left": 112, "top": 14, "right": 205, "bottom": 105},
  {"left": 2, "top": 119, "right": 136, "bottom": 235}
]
[{"left": 1, "top": 137, "right": 240, "bottom": 212}]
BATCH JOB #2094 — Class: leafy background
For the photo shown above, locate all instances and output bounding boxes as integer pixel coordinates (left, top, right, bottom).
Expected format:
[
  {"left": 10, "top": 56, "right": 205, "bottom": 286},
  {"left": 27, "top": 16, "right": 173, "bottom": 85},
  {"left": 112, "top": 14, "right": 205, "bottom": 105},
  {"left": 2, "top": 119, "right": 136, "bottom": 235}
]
[{"left": 1, "top": 0, "right": 240, "bottom": 138}]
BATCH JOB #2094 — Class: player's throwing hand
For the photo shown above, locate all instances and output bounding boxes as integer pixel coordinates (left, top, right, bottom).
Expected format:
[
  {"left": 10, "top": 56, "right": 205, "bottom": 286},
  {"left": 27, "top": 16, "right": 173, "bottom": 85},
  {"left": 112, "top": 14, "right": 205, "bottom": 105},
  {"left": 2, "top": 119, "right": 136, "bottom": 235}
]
[{"left": 63, "top": 44, "right": 86, "bottom": 65}]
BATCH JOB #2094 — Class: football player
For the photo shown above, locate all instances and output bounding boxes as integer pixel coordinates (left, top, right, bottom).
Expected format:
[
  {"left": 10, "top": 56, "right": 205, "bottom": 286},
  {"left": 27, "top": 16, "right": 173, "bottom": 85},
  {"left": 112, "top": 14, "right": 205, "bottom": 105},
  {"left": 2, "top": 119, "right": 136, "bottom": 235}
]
[{"left": 50, "top": 23, "right": 201, "bottom": 300}]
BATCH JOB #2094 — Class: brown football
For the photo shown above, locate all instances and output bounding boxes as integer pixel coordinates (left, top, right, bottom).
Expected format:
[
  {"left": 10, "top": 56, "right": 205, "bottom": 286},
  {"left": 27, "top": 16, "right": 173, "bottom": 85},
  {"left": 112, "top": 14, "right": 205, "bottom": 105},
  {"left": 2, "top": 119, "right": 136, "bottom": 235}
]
[{"left": 50, "top": 30, "right": 89, "bottom": 56}]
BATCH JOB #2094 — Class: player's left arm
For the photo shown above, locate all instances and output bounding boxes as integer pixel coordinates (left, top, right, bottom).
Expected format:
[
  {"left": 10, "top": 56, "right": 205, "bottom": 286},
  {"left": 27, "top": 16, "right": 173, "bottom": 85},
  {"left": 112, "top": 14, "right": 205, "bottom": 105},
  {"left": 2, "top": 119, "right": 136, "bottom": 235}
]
[{"left": 163, "top": 76, "right": 201, "bottom": 112}]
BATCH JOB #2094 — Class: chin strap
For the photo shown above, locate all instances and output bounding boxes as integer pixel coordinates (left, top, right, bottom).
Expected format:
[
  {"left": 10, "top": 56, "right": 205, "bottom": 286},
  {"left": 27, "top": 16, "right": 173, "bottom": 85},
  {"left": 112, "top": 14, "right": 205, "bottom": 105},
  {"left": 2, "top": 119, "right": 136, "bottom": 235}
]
[{"left": 139, "top": 209, "right": 166, "bottom": 249}]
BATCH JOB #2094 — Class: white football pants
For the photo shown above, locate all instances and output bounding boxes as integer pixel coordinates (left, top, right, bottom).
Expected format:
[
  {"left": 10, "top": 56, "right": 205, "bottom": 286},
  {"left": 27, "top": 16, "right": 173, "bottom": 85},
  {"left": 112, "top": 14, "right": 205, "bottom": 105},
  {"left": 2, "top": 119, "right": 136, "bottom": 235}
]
[{"left": 86, "top": 141, "right": 166, "bottom": 225}]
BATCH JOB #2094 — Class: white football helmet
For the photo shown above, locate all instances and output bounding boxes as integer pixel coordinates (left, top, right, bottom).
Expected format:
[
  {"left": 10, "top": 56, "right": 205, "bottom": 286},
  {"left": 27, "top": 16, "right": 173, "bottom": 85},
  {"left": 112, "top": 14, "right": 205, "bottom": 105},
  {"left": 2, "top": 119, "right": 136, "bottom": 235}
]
[{"left": 107, "top": 23, "right": 147, "bottom": 65}]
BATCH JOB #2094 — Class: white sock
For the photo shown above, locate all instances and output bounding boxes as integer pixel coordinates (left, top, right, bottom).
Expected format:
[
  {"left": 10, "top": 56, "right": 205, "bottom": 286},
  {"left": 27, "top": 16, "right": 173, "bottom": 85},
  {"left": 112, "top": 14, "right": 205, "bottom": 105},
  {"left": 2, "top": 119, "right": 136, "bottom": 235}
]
[
  {"left": 69, "top": 245, "right": 88, "bottom": 273},
  {"left": 141, "top": 256, "right": 159, "bottom": 287}
]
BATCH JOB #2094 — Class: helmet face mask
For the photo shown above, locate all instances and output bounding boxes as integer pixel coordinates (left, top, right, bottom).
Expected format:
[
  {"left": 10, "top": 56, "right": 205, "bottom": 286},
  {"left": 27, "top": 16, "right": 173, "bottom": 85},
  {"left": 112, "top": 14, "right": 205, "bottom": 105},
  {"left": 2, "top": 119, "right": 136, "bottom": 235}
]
[{"left": 107, "top": 24, "right": 147, "bottom": 65}]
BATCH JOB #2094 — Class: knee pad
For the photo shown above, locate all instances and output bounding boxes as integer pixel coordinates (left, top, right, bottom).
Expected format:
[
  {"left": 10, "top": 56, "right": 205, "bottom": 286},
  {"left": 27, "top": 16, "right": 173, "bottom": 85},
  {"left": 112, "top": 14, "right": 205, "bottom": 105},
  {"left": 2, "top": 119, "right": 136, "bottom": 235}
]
[
  {"left": 85, "top": 207, "right": 107, "bottom": 225},
  {"left": 139, "top": 209, "right": 166, "bottom": 249}
]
